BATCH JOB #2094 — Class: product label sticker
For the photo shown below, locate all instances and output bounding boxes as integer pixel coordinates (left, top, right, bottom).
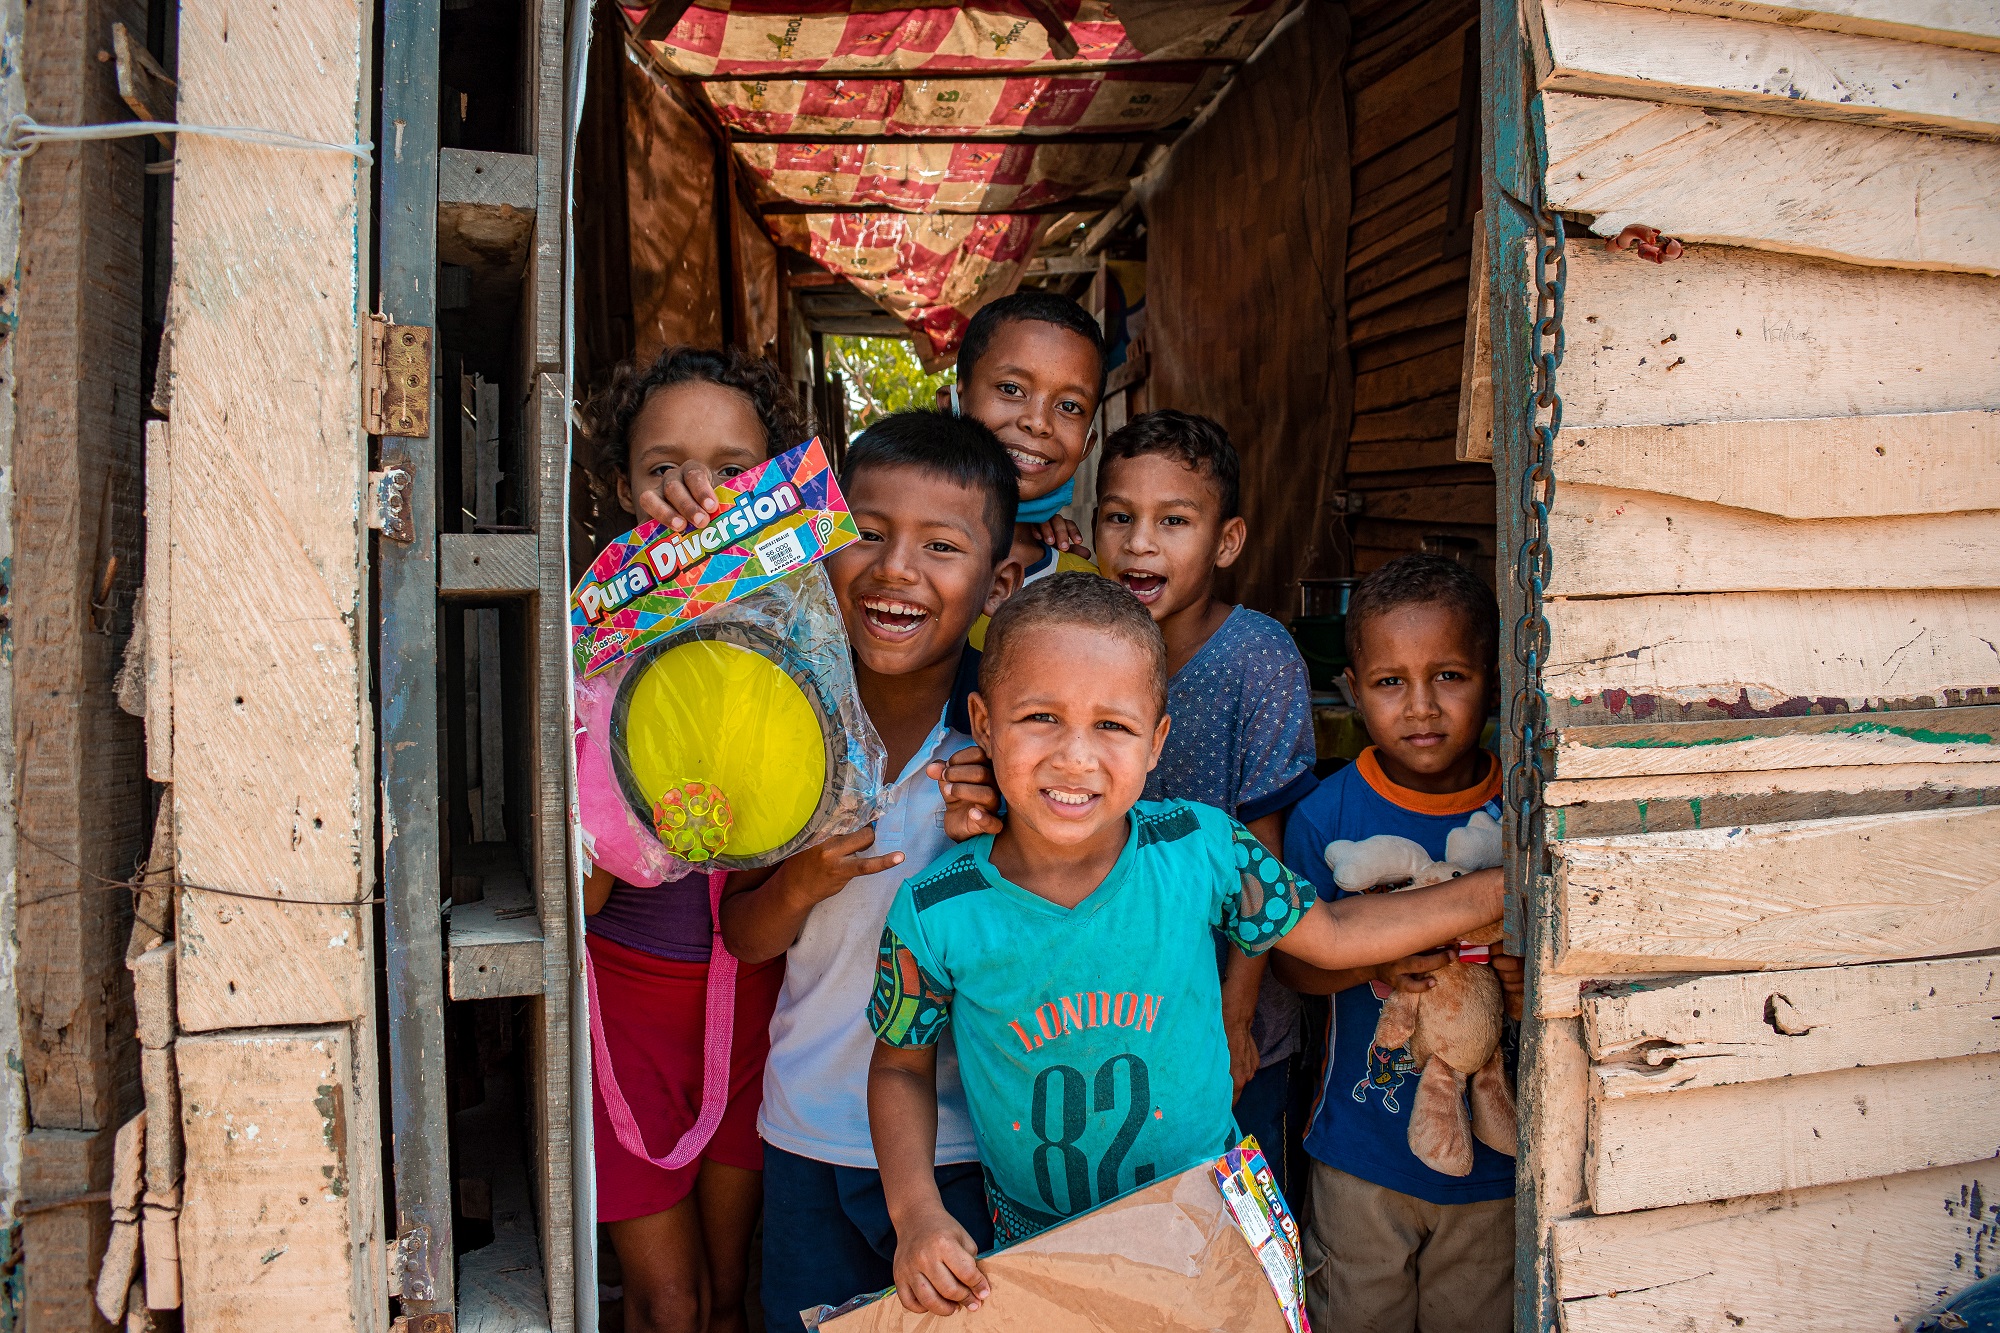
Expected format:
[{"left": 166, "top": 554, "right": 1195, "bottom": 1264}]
[
  {"left": 1213, "top": 1140, "right": 1311, "bottom": 1333},
  {"left": 570, "top": 437, "right": 859, "bottom": 677}
]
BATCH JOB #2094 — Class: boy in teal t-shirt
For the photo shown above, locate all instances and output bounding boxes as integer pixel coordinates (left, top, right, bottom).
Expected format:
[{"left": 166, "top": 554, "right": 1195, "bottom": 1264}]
[
  {"left": 875, "top": 799, "right": 1300, "bottom": 1241},
  {"left": 864, "top": 573, "right": 1507, "bottom": 1319}
]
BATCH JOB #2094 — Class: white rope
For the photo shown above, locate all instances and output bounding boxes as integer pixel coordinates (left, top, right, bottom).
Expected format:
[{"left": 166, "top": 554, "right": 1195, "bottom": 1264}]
[{"left": 0, "top": 113, "right": 374, "bottom": 164}]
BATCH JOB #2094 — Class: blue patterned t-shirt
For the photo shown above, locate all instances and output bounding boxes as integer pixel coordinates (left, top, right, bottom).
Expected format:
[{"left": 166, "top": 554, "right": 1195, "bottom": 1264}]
[
  {"left": 870, "top": 800, "right": 1315, "bottom": 1242},
  {"left": 1143, "top": 606, "right": 1318, "bottom": 1065}
]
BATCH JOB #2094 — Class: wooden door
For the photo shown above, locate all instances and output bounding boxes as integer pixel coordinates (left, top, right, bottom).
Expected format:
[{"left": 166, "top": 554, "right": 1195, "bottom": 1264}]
[{"left": 1483, "top": 3, "right": 2000, "bottom": 1328}]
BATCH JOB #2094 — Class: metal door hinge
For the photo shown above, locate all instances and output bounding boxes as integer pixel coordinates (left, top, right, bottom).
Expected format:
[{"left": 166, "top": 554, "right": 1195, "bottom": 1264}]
[
  {"left": 368, "top": 457, "right": 415, "bottom": 544},
  {"left": 391, "top": 1315, "right": 455, "bottom": 1333},
  {"left": 365, "top": 315, "right": 433, "bottom": 438}
]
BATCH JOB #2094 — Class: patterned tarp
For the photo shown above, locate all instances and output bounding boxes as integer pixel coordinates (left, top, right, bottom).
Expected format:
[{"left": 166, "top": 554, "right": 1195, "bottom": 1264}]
[
  {"left": 624, "top": 1, "right": 1297, "bottom": 357},
  {"left": 629, "top": 1, "right": 1290, "bottom": 76},
  {"left": 736, "top": 139, "right": 1140, "bottom": 212},
  {"left": 702, "top": 66, "right": 1225, "bottom": 138},
  {"left": 767, "top": 211, "right": 1045, "bottom": 364}
]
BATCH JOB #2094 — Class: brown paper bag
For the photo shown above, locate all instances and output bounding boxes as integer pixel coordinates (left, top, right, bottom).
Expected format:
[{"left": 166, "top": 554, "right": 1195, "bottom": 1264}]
[{"left": 814, "top": 1160, "right": 1295, "bottom": 1332}]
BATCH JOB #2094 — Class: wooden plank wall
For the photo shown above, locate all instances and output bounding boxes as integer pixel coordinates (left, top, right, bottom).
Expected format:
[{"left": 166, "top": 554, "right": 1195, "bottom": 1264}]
[
  {"left": 1499, "top": 2, "right": 2000, "bottom": 1327},
  {"left": 12, "top": 0, "right": 151, "bottom": 1321},
  {"left": 1341, "top": 0, "right": 1495, "bottom": 576},
  {"left": 161, "top": 0, "right": 386, "bottom": 1321},
  {"left": 1133, "top": 0, "right": 1353, "bottom": 618}
]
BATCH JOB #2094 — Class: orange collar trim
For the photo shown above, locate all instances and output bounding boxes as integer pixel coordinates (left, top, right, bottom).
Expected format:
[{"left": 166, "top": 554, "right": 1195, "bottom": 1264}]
[{"left": 1355, "top": 747, "right": 1502, "bottom": 816}]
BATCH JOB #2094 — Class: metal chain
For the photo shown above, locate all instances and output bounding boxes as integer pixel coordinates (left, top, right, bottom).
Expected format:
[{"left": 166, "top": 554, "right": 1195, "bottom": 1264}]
[{"left": 1507, "top": 197, "right": 1566, "bottom": 866}]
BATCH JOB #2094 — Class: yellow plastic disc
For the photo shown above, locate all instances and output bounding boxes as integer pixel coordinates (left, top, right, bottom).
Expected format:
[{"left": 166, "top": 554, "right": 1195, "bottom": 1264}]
[{"left": 619, "top": 639, "right": 827, "bottom": 860}]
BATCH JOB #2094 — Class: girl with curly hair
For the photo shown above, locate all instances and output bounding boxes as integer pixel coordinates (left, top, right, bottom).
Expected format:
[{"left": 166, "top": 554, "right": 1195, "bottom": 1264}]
[{"left": 582, "top": 344, "right": 804, "bottom": 1333}]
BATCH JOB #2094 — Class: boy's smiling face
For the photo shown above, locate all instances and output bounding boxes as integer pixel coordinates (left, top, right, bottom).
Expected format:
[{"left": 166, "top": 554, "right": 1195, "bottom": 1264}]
[
  {"left": 615, "top": 380, "right": 767, "bottom": 515},
  {"left": 1095, "top": 451, "right": 1246, "bottom": 620},
  {"left": 969, "top": 622, "right": 1168, "bottom": 854},
  {"left": 829, "top": 464, "right": 1017, "bottom": 678},
  {"left": 1346, "top": 602, "right": 1494, "bottom": 795},
  {"left": 956, "top": 319, "right": 1102, "bottom": 502}
]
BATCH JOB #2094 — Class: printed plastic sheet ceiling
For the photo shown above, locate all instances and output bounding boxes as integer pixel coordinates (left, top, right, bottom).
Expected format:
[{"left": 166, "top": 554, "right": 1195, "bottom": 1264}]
[{"left": 625, "top": 0, "right": 1296, "bottom": 361}]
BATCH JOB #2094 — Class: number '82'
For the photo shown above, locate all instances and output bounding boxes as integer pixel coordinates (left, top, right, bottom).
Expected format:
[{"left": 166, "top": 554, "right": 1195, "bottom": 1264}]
[{"left": 1030, "top": 1053, "right": 1154, "bottom": 1214}]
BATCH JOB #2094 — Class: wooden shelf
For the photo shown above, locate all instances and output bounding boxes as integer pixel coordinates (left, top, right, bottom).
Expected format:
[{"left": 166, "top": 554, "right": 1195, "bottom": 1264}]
[{"left": 448, "top": 848, "right": 545, "bottom": 1001}]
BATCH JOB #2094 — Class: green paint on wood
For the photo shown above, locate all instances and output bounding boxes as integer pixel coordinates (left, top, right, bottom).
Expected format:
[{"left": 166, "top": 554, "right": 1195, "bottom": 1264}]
[{"left": 1596, "top": 719, "right": 1995, "bottom": 750}]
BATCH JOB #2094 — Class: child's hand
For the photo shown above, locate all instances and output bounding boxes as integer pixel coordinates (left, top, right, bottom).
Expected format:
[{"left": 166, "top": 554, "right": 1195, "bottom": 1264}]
[
  {"left": 1035, "top": 514, "right": 1091, "bottom": 560},
  {"left": 1490, "top": 946, "right": 1525, "bottom": 1021},
  {"left": 634, "top": 460, "right": 725, "bottom": 534},
  {"left": 893, "top": 1206, "right": 991, "bottom": 1316},
  {"left": 1370, "top": 949, "right": 1452, "bottom": 995},
  {"left": 928, "top": 745, "right": 1002, "bottom": 842},
  {"left": 783, "top": 826, "right": 904, "bottom": 905}
]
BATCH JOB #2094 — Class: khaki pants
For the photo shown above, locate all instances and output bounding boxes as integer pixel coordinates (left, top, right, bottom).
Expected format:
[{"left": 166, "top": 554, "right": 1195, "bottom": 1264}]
[{"left": 1304, "top": 1163, "right": 1514, "bottom": 1333}]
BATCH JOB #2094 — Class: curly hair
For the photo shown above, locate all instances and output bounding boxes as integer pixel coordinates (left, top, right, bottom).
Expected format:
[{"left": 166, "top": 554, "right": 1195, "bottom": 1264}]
[
  {"left": 581, "top": 345, "right": 807, "bottom": 505},
  {"left": 1345, "top": 553, "right": 1499, "bottom": 668}
]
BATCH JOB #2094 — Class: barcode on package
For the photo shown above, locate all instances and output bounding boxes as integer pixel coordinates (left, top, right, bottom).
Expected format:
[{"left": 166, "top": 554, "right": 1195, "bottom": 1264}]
[{"left": 754, "top": 526, "right": 808, "bottom": 573}]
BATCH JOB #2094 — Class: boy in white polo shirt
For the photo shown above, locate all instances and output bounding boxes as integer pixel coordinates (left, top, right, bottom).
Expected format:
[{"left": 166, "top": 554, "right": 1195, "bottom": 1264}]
[{"left": 719, "top": 411, "right": 1022, "bottom": 1331}]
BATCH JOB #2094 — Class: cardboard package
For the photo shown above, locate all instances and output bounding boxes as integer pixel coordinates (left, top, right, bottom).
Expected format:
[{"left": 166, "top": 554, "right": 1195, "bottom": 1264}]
[{"left": 811, "top": 1143, "right": 1308, "bottom": 1333}]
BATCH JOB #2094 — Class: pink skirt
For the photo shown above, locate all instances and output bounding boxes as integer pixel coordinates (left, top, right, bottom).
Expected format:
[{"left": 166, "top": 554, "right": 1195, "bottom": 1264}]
[{"left": 589, "top": 931, "right": 783, "bottom": 1222}]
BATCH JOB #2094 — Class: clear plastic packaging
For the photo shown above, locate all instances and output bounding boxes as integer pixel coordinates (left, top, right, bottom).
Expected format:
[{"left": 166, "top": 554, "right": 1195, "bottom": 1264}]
[{"left": 575, "top": 560, "right": 884, "bottom": 885}]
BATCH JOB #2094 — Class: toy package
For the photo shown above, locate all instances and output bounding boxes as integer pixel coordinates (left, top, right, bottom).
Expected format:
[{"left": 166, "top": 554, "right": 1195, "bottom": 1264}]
[
  {"left": 571, "top": 438, "right": 885, "bottom": 883},
  {"left": 808, "top": 1138, "right": 1309, "bottom": 1333}
]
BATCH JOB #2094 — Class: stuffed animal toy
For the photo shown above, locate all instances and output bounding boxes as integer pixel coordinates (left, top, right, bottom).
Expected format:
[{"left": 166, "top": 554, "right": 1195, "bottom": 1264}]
[{"left": 1324, "top": 812, "right": 1517, "bottom": 1176}]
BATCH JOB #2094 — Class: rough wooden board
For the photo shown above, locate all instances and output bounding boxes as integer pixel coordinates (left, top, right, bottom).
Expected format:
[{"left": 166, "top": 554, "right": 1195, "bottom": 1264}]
[
  {"left": 140, "top": 1045, "right": 181, "bottom": 1198},
  {"left": 1538, "top": 0, "right": 2000, "bottom": 139},
  {"left": 1594, "top": 0, "right": 2000, "bottom": 53},
  {"left": 168, "top": 0, "right": 374, "bottom": 1034},
  {"left": 141, "top": 1194, "right": 181, "bottom": 1310},
  {"left": 15, "top": 0, "right": 149, "bottom": 1142},
  {"left": 1548, "top": 484, "right": 2000, "bottom": 595},
  {"left": 1553, "top": 805, "right": 2000, "bottom": 974},
  {"left": 144, "top": 420, "right": 171, "bottom": 783},
  {"left": 1550, "top": 706, "right": 2000, "bottom": 780},
  {"left": 1552, "top": 411, "right": 2000, "bottom": 519},
  {"left": 439, "top": 148, "right": 538, "bottom": 210},
  {"left": 1552, "top": 1162, "right": 1998, "bottom": 1330},
  {"left": 1351, "top": 24, "right": 1465, "bottom": 162},
  {"left": 1546, "top": 591, "right": 2000, "bottom": 713},
  {"left": 1587, "top": 1051, "right": 2000, "bottom": 1212},
  {"left": 530, "top": 370, "right": 577, "bottom": 1331},
  {"left": 1544, "top": 759, "right": 2000, "bottom": 836},
  {"left": 177, "top": 1026, "right": 376, "bottom": 1330},
  {"left": 1550, "top": 240, "right": 2000, "bottom": 431},
  {"left": 1582, "top": 955, "right": 2000, "bottom": 1099},
  {"left": 21, "top": 1125, "right": 115, "bottom": 1332},
  {"left": 524, "top": 0, "right": 564, "bottom": 375},
  {"left": 439, "top": 533, "right": 541, "bottom": 597},
  {"left": 1524, "top": 1016, "right": 1592, "bottom": 1215},
  {"left": 439, "top": 148, "right": 538, "bottom": 280},
  {"left": 130, "top": 943, "right": 174, "bottom": 1052},
  {"left": 1543, "top": 93, "right": 2000, "bottom": 275},
  {"left": 1456, "top": 209, "right": 1493, "bottom": 462},
  {"left": 1350, "top": 481, "right": 1495, "bottom": 524},
  {"left": 447, "top": 861, "right": 545, "bottom": 1001}
]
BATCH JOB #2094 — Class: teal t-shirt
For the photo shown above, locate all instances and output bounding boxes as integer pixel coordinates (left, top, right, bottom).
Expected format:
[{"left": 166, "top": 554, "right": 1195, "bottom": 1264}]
[{"left": 868, "top": 799, "right": 1315, "bottom": 1242}]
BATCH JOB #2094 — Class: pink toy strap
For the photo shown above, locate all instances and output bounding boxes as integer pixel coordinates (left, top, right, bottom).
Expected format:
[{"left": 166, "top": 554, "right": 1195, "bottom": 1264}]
[{"left": 588, "top": 869, "right": 738, "bottom": 1172}]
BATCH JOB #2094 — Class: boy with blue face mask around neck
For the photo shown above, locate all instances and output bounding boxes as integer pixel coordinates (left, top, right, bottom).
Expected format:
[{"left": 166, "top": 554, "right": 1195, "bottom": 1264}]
[{"left": 951, "top": 291, "right": 1106, "bottom": 648}]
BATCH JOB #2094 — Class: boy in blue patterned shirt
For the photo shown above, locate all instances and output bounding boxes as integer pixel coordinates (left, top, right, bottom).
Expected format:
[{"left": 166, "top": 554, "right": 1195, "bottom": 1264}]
[
  {"left": 1093, "top": 410, "right": 1318, "bottom": 1180},
  {"left": 864, "top": 573, "right": 1505, "bottom": 1318}
]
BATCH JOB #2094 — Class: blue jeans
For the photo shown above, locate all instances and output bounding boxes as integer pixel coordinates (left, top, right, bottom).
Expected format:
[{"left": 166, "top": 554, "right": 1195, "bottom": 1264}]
[{"left": 760, "top": 1143, "right": 993, "bottom": 1333}]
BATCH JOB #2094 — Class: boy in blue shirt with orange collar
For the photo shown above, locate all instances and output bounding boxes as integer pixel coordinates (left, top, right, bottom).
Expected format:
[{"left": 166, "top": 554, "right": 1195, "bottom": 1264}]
[
  {"left": 1276, "top": 554, "right": 1525, "bottom": 1333},
  {"left": 863, "top": 573, "right": 1506, "bottom": 1318}
]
